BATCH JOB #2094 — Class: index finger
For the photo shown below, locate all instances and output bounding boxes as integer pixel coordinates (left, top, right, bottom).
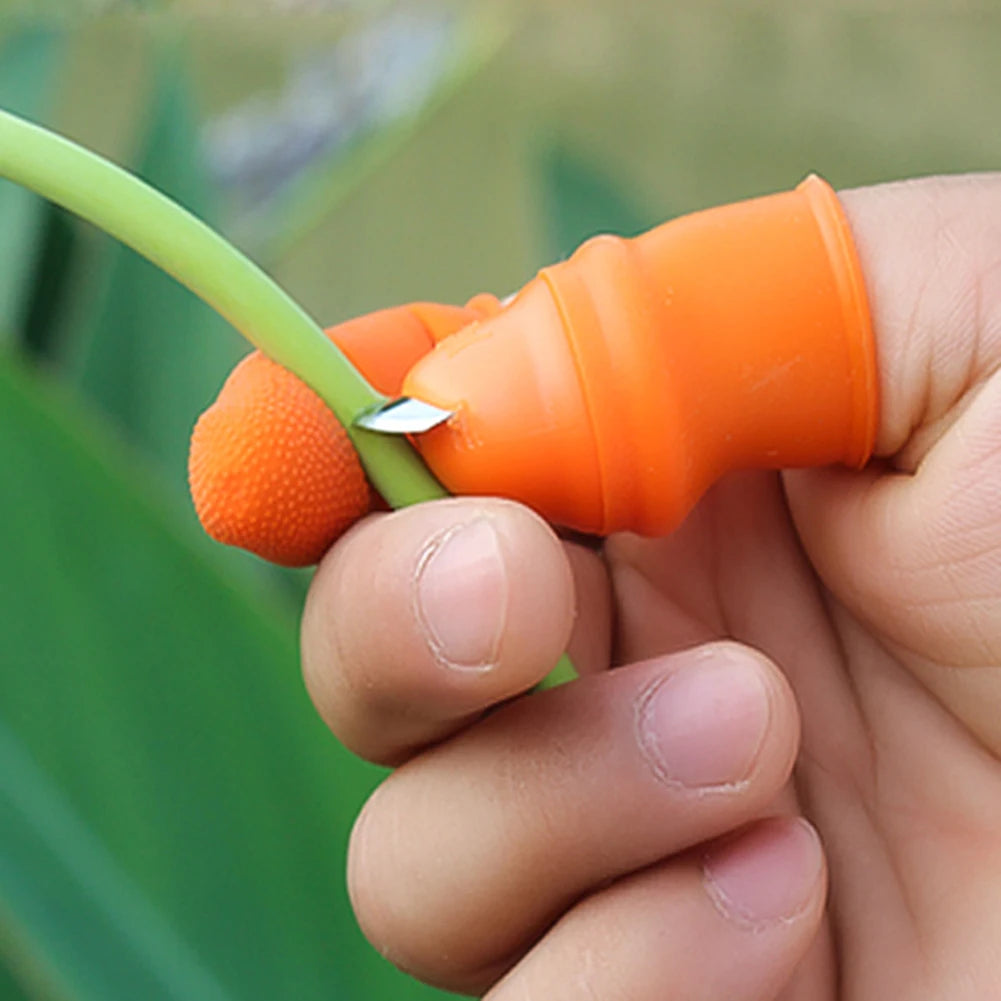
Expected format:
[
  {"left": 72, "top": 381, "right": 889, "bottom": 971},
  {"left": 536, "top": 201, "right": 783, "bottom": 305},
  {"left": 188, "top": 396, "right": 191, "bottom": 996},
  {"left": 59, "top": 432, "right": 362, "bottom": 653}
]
[{"left": 300, "top": 497, "right": 605, "bottom": 765}]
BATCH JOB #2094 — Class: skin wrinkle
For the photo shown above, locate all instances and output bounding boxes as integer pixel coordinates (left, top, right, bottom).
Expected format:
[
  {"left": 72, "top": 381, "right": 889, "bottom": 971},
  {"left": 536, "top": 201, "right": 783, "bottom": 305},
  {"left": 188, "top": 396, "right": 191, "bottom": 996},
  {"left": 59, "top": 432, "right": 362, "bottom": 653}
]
[
  {"left": 562, "top": 541, "right": 612, "bottom": 675},
  {"left": 605, "top": 552, "right": 720, "bottom": 666},
  {"left": 837, "top": 803, "right": 930, "bottom": 997},
  {"left": 815, "top": 606, "right": 930, "bottom": 992},
  {"left": 976, "top": 256, "right": 1001, "bottom": 367},
  {"left": 845, "top": 179, "right": 993, "bottom": 466},
  {"left": 943, "top": 393, "right": 1001, "bottom": 494},
  {"left": 796, "top": 598, "right": 875, "bottom": 799},
  {"left": 912, "top": 215, "right": 940, "bottom": 442},
  {"left": 784, "top": 557, "right": 877, "bottom": 837},
  {"left": 778, "top": 474, "right": 926, "bottom": 996},
  {"left": 917, "top": 502, "right": 1001, "bottom": 579},
  {"left": 881, "top": 724, "right": 1001, "bottom": 847},
  {"left": 885, "top": 182, "right": 942, "bottom": 457},
  {"left": 912, "top": 540, "right": 1001, "bottom": 600},
  {"left": 901, "top": 590, "right": 1001, "bottom": 614},
  {"left": 484, "top": 871, "right": 610, "bottom": 997},
  {"left": 709, "top": 487, "right": 738, "bottom": 642},
  {"left": 893, "top": 419, "right": 1001, "bottom": 666},
  {"left": 838, "top": 596, "right": 1001, "bottom": 894},
  {"left": 730, "top": 556, "right": 868, "bottom": 995},
  {"left": 914, "top": 523, "right": 1001, "bottom": 609},
  {"left": 777, "top": 941, "right": 839, "bottom": 1001},
  {"left": 881, "top": 599, "right": 998, "bottom": 670},
  {"left": 887, "top": 609, "right": 1001, "bottom": 675},
  {"left": 903, "top": 192, "right": 1001, "bottom": 469},
  {"left": 804, "top": 406, "right": 1001, "bottom": 672},
  {"left": 966, "top": 247, "right": 986, "bottom": 394}
]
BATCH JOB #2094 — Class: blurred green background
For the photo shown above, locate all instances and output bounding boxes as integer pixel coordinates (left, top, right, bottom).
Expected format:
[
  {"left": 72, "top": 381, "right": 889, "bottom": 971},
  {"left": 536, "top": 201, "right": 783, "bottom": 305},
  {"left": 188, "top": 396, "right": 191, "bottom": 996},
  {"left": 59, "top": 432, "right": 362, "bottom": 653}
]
[{"left": 1, "top": 4, "right": 999, "bottom": 999}]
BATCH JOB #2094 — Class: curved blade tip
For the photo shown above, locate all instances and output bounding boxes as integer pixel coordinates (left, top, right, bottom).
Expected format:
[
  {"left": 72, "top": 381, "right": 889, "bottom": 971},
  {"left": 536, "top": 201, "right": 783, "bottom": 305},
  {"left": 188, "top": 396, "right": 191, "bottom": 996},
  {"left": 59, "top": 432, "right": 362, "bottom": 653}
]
[{"left": 355, "top": 397, "right": 455, "bottom": 435}]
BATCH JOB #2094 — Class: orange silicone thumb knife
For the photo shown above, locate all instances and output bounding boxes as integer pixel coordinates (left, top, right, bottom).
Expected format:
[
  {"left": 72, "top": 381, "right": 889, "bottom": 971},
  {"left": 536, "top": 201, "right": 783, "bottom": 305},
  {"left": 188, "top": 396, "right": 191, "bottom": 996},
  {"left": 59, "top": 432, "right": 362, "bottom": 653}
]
[{"left": 402, "top": 174, "right": 879, "bottom": 536}]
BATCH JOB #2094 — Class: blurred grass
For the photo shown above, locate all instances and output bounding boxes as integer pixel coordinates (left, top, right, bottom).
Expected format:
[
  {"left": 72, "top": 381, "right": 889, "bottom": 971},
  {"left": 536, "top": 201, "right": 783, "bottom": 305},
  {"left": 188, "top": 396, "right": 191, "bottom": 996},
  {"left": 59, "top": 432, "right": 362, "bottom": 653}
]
[
  {"left": 0, "top": 350, "right": 428, "bottom": 1000},
  {"left": 65, "top": 53, "right": 245, "bottom": 493},
  {"left": 0, "top": 29, "right": 61, "bottom": 344},
  {"left": 1, "top": 3, "right": 1000, "bottom": 998}
]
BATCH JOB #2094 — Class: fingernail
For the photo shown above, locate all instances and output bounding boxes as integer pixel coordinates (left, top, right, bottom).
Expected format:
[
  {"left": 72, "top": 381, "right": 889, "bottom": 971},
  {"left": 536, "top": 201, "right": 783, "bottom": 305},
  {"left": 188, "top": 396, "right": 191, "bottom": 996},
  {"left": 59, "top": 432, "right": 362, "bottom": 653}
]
[
  {"left": 703, "top": 818, "right": 823, "bottom": 927},
  {"left": 415, "top": 518, "right": 507, "bottom": 671},
  {"left": 636, "top": 650, "right": 770, "bottom": 790}
]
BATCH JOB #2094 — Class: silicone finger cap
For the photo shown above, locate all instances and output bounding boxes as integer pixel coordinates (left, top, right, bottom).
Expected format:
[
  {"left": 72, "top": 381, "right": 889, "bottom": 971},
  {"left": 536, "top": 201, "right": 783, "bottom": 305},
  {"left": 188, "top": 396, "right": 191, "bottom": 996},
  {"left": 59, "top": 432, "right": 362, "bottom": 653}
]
[{"left": 404, "top": 175, "right": 878, "bottom": 536}]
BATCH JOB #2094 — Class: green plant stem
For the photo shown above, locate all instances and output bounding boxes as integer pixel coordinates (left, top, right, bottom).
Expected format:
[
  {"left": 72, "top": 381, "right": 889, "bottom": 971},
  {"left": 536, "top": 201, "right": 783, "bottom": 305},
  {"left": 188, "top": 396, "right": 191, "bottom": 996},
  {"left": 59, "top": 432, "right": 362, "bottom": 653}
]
[
  {"left": 538, "top": 653, "right": 578, "bottom": 689},
  {"left": 0, "top": 108, "right": 445, "bottom": 508},
  {"left": 0, "top": 108, "right": 577, "bottom": 685}
]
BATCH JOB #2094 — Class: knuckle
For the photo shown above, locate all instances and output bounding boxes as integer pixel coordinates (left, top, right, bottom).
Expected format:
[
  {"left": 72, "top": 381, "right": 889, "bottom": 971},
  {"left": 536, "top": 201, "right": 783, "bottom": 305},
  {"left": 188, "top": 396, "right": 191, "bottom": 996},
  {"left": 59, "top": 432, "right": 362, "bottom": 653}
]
[
  {"left": 346, "top": 777, "right": 503, "bottom": 992},
  {"left": 346, "top": 783, "right": 402, "bottom": 952},
  {"left": 346, "top": 780, "right": 440, "bottom": 975}
]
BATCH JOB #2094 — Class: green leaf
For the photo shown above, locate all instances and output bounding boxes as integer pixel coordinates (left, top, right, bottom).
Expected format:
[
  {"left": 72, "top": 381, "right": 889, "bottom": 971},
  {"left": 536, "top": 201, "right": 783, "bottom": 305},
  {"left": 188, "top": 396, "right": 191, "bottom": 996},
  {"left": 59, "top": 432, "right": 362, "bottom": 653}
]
[
  {"left": 1, "top": 722, "right": 232, "bottom": 1001},
  {"left": 67, "top": 51, "right": 244, "bottom": 490},
  {"left": 0, "top": 28, "right": 62, "bottom": 345},
  {"left": 0, "top": 958, "right": 32, "bottom": 1001},
  {"left": 0, "top": 352, "right": 456, "bottom": 1000},
  {"left": 539, "top": 143, "right": 651, "bottom": 263}
]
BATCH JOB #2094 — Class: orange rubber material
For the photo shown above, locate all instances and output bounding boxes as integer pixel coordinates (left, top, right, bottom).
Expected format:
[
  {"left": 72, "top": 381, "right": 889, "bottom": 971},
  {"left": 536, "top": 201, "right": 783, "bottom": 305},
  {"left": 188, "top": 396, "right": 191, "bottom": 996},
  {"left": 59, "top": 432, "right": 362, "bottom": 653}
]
[
  {"left": 404, "top": 175, "right": 878, "bottom": 536},
  {"left": 188, "top": 300, "right": 487, "bottom": 566},
  {"left": 331, "top": 300, "right": 495, "bottom": 393}
]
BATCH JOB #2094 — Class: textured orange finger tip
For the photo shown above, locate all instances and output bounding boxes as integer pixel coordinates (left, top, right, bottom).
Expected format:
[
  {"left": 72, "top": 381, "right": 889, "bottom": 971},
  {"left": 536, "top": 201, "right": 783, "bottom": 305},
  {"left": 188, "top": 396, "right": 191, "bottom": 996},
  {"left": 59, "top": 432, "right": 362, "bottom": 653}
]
[{"left": 188, "top": 351, "right": 373, "bottom": 567}]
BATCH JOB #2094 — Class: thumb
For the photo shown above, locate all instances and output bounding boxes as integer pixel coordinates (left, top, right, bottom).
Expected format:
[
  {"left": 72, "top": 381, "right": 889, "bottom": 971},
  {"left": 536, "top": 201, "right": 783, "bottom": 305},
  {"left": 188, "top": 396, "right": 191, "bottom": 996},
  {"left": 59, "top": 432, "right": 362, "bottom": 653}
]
[{"left": 786, "top": 175, "right": 1001, "bottom": 735}]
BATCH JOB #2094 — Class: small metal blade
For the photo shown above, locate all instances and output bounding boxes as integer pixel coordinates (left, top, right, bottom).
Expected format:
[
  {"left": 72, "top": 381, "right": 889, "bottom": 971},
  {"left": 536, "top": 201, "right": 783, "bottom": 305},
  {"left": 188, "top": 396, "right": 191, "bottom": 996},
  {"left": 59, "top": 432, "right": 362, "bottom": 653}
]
[{"left": 355, "top": 397, "right": 455, "bottom": 434}]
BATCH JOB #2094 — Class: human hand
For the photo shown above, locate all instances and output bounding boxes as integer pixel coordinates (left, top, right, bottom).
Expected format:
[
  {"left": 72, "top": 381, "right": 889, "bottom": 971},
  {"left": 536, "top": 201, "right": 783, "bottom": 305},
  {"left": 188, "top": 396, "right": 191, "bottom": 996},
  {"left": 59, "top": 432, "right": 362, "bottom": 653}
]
[{"left": 301, "top": 174, "right": 1001, "bottom": 999}]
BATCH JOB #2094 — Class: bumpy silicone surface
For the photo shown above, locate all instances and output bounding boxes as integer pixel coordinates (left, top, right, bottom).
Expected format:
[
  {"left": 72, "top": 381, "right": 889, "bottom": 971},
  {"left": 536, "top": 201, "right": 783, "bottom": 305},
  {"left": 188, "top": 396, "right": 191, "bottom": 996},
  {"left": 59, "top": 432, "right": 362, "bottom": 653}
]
[{"left": 188, "top": 302, "right": 487, "bottom": 565}]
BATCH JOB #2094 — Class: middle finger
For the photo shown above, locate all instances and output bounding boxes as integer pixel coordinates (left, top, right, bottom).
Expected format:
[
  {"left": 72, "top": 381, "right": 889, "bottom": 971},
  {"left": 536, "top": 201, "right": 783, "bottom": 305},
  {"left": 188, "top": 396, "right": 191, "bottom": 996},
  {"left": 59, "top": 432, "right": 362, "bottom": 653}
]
[{"left": 347, "top": 640, "right": 800, "bottom": 993}]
